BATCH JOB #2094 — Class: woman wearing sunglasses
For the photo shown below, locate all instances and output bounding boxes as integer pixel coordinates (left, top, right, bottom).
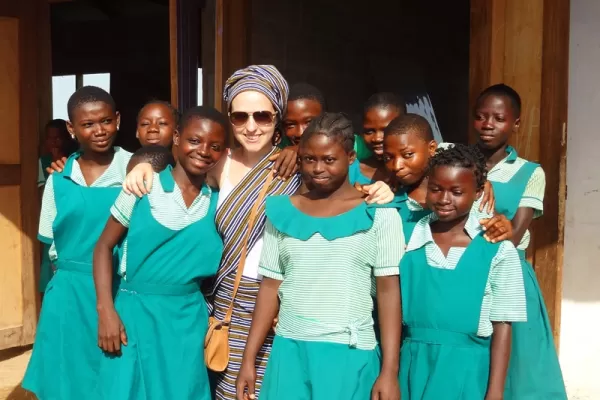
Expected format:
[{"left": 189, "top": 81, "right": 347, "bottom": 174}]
[{"left": 123, "top": 65, "right": 393, "bottom": 400}]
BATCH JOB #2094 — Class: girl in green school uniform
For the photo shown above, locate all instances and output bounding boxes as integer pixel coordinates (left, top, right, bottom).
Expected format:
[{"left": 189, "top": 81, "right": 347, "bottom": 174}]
[
  {"left": 349, "top": 92, "right": 406, "bottom": 185},
  {"left": 473, "top": 84, "right": 567, "bottom": 399},
  {"left": 382, "top": 113, "right": 510, "bottom": 242},
  {"left": 93, "top": 106, "right": 228, "bottom": 400},
  {"left": 237, "top": 112, "right": 403, "bottom": 400},
  {"left": 400, "top": 144, "right": 527, "bottom": 400},
  {"left": 23, "top": 86, "right": 132, "bottom": 400},
  {"left": 135, "top": 100, "right": 179, "bottom": 148}
]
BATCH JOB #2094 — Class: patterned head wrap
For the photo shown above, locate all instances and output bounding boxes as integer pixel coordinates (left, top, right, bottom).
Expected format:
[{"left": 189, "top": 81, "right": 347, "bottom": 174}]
[{"left": 223, "top": 65, "right": 289, "bottom": 117}]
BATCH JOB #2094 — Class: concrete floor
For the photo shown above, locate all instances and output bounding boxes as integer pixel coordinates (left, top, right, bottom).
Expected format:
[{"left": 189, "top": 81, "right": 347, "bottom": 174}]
[{"left": 0, "top": 346, "right": 35, "bottom": 400}]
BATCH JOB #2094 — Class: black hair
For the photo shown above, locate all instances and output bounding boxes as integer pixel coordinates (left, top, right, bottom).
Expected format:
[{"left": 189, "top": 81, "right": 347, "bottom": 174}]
[
  {"left": 179, "top": 106, "right": 230, "bottom": 135},
  {"left": 300, "top": 112, "right": 355, "bottom": 153},
  {"left": 476, "top": 83, "right": 522, "bottom": 118},
  {"left": 67, "top": 86, "right": 116, "bottom": 121},
  {"left": 428, "top": 144, "right": 487, "bottom": 189},
  {"left": 363, "top": 92, "right": 407, "bottom": 115},
  {"left": 288, "top": 83, "right": 327, "bottom": 110},
  {"left": 384, "top": 113, "right": 434, "bottom": 142},
  {"left": 44, "top": 118, "right": 78, "bottom": 156},
  {"left": 127, "top": 145, "right": 175, "bottom": 173},
  {"left": 137, "top": 100, "right": 180, "bottom": 125}
]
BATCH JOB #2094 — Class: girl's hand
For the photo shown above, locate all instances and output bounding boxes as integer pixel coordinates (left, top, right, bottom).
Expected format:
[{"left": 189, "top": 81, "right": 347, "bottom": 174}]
[
  {"left": 123, "top": 162, "right": 154, "bottom": 197},
  {"left": 97, "top": 306, "right": 127, "bottom": 354},
  {"left": 480, "top": 214, "right": 513, "bottom": 243},
  {"left": 45, "top": 157, "right": 67, "bottom": 175},
  {"left": 371, "top": 371, "right": 401, "bottom": 400},
  {"left": 236, "top": 361, "right": 257, "bottom": 400},
  {"left": 357, "top": 181, "right": 394, "bottom": 205},
  {"left": 269, "top": 146, "right": 298, "bottom": 180},
  {"left": 480, "top": 181, "right": 496, "bottom": 213}
]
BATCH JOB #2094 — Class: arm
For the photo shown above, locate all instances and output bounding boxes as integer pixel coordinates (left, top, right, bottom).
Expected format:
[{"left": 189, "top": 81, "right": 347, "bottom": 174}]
[
  {"left": 93, "top": 190, "right": 137, "bottom": 354},
  {"left": 237, "top": 220, "right": 283, "bottom": 399},
  {"left": 237, "top": 277, "right": 282, "bottom": 400},
  {"left": 93, "top": 217, "right": 128, "bottom": 354},
  {"left": 269, "top": 145, "right": 299, "bottom": 180},
  {"left": 486, "top": 323, "right": 512, "bottom": 400},
  {"left": 358, "top": 181, "right": 395, "bottom": 205},
  {"left": 486, "top": 242, "right": 527, "bottom": 397},
  {"left": 371, "top": 276, "right": 401, "bottom": 400},
  {"left": 510, "top": 166, "right": 545, "bottom": 246},
  {"left": 371, "top": 209, "right": 403, "bottom": 400}
]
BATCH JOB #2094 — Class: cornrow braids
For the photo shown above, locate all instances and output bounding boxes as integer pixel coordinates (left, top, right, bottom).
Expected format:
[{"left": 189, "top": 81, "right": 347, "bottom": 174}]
[
  {"left": 428, "top": 143, "right": 487, "bottom": 189},
  {"left": 364, "top": 92, "right": 407, "bottom": 115},
  {"left": 67, "top": 86, "right": 116, "bottom": 121},
  {"left": 138, "top": 100, "right": 180, "bottom": 125},
  {"left": 301, "top": 112, "right": 355, "bottom": 153},
  {"left": 476, "top": 83, "right": 522, "bottom": 118}
]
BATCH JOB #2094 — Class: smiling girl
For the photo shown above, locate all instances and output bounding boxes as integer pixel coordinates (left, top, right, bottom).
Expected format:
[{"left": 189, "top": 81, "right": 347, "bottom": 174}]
[{"left": 23, "top": 86, "right": 132, "bottom": 400}]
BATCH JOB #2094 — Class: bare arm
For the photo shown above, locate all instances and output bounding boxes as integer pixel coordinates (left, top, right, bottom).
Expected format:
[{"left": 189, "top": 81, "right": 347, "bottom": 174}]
[
  {"left": 377, "top": 275, "right": 401, "bottom": 376},
  {"left": 93, "top": 216, "right": 128, "bottom": 353},
  {"left": 237, "top": 277, "right": 282, "bottom": 399},
  {"left": 510, "top": 207, "right": 535, "bottom": 247},
  {"left": 486, "top": 322, "right": 512, "bottom": 399}
]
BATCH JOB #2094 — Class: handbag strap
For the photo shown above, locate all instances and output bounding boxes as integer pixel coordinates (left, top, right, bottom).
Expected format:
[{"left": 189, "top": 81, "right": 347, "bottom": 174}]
[{"left": 223, "top": 172, "right": 274, "bottom": 323}]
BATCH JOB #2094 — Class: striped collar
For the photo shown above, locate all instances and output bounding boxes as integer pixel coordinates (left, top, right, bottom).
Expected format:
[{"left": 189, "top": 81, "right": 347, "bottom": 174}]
[
  {"left": 62, "top": 147, "right": 129, "bottom": 187},
  {"left": 406, "top": 210, "right": 484, "bottom": 252}
]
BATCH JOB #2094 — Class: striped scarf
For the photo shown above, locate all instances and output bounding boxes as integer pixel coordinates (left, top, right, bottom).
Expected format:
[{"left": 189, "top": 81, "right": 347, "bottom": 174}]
[{"left": 205, "top": 147, "right": 301, "bottom": 296}]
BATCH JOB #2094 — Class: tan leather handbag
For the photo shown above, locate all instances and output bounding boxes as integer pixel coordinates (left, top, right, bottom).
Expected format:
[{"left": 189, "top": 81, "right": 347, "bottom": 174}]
[{"left": 204, "top": 173, "right": 274, "bottom": 372}]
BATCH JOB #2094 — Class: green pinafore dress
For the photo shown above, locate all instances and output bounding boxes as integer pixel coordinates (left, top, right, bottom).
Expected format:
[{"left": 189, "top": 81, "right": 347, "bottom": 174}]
[
  {"left": 395, "top": 190, "right": 432, "bottom": 241},
  {"left": 400, "top": 234, "right": 499, "bottom": 399},
  {"left": 98, "top": 171, "right": 223, "bottom": 400},
  {"left": 23, "top": 155, "right": 121, "bottom": 400},
  {"left": 491, "top": 161, "right": 567, "bottom": 399}
]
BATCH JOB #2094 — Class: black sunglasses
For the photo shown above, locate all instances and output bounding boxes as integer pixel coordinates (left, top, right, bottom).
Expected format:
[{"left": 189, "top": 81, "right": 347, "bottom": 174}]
[{"left": 228, "top": 111, "right": 278, "bottom": 127}]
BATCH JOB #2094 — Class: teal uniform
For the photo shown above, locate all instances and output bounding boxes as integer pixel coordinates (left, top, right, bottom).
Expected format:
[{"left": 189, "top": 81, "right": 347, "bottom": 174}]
[
  {"left": 348, "top": 158, "right": 375, "bottom": 185},
  {"left": 489, "top": 148, "right": 567, "bottom": 399},
  {"left": 98, "top": 167, "right": 222, "bottom": 400},
  {"left": 259, "top": 196, "right": 404, "bottom": 399},
  {"left": 394, "top": 190, "right": 432, "bottom": 241},
  {"left": 38, "top": 155, "right": 54, "bottom": 293},
  {"left": 400, "top": 213, "right": 527, "bottom": 399},
  {"left": 23, "top": 148, "right": 131, "bottom": 400}
]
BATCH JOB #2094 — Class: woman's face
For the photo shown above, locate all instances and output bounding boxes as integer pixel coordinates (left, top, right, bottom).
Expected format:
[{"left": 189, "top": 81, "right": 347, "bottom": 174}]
[{"left": 230, "top": 91, "right": 276, "bottom": 153}]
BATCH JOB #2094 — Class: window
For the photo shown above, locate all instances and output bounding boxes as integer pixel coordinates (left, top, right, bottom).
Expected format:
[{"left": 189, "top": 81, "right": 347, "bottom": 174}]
[
  {"left": 51, "top": 73, "right": 111, "bottom": 120},
  {"left": 197, "top": 68, "right": 203, "bottom": 106}
]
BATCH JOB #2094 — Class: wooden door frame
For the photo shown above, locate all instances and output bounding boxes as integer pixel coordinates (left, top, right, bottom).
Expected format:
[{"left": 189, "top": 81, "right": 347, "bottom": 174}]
[
  {"left": 0, "top": 0, "right": 50, "bottom": 350},
  {"left": 469, "top": 0, "right": 569, "bottom": 346}
]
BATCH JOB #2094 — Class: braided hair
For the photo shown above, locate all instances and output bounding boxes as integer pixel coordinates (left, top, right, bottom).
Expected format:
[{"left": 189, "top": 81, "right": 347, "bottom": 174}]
[
  {"left": 300, "top": 112, "right": 355, "bottom": 153},
  {"left": 428, "top": 144, "right": 487, "bottom": 189}
]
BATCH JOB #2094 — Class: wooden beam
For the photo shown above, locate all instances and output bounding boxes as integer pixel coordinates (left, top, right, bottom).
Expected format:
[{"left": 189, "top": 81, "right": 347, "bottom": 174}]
[
  {"left": 536, "top": 0, "right": 570, "bottom": 347},
  {"left": 0, "top": 165, "right": 21, "bottom": 186},
  {"left": 214, "top": 0, "right": 250, "bottom": 111},
  {"left": 169, "top": 0, "right": 179, "bottom": 108}
]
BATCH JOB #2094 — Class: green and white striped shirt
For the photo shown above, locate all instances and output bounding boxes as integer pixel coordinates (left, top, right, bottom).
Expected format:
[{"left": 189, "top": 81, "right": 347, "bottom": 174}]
[
  {"left": 406, "top": 212, "right": 527, "bottom": 337},
  {"left": 259, "top": 207, "right": 404, "bottom": 350},
  {"left": 110, "top": 170, "right": 212, "bottom": 278},
  {"left": 38, "top": 147, "right": 132, "bottom": 260}
]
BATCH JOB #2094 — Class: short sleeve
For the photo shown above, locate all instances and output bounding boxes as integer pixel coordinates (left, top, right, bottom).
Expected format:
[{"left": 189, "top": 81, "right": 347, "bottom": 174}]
[
  {"left": 488, "top": 241, "right": 527, "bottom": 322},
  {"left": 258, "top": 219, "right": 284, "bottom": 281},
  {"left": 110, "top": 190, "right": 138, "bottom": 228},
  {"left": 38, "top": 174, "right": 56, "bottom": 244},
  {"left": 37, "top": 159, "right": 46, "bottom": 187},
  {"left": 519, "top": 166, "right": 545, "bottom": 218},
  {"left": 373, "top": 208, "right": 404, "bottom": 276}
]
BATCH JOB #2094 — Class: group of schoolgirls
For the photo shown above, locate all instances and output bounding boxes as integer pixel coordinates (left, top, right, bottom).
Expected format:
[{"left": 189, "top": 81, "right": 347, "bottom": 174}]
[{"left": 23, "top": 70, "right": 566, "bottom": 400}]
